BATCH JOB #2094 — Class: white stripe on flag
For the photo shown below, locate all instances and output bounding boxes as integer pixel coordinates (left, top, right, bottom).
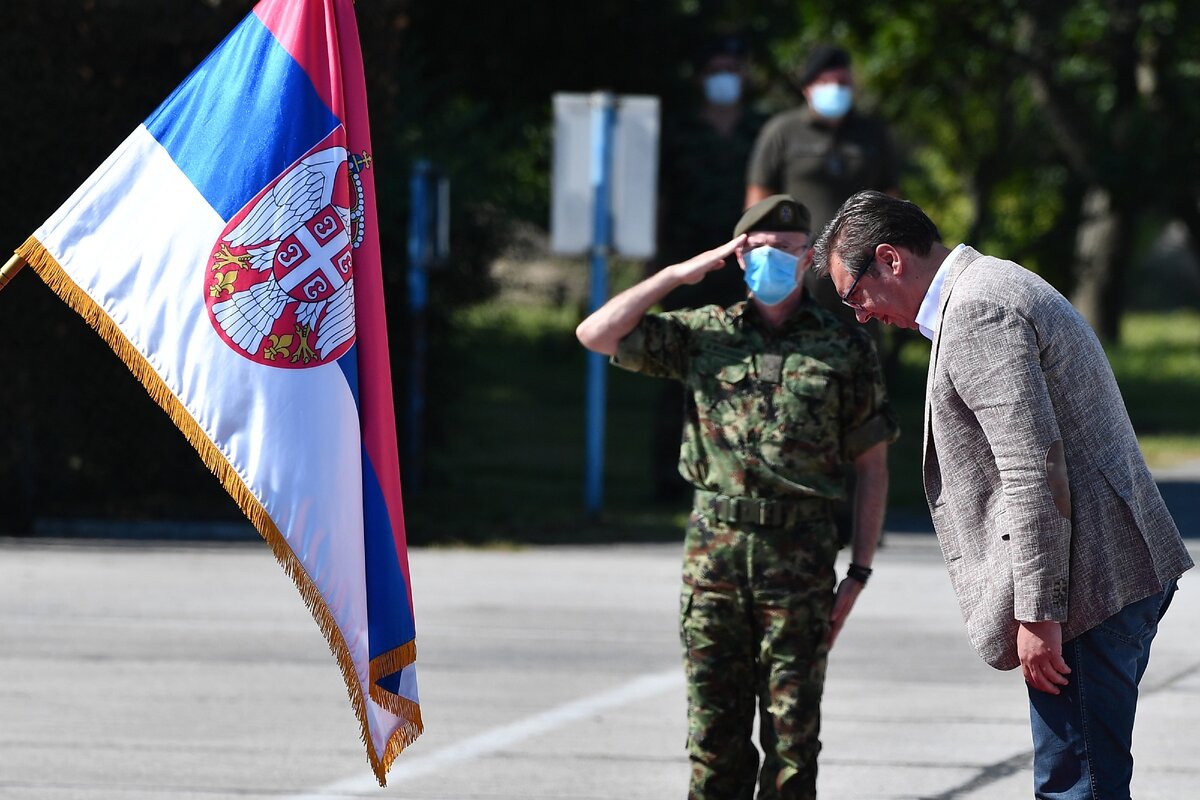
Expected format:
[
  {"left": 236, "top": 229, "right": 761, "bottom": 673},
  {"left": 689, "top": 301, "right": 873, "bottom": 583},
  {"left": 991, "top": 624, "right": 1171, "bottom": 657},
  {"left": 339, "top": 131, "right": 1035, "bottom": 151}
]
[{"left": 36, "top": 125, "right": 377, "bottom": 702}]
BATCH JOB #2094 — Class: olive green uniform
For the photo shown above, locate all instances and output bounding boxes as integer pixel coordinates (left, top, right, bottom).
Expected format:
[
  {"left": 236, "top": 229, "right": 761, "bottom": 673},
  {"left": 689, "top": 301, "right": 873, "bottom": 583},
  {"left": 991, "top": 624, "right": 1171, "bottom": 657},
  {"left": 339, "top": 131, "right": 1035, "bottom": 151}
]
[
  {"left": 613, "top": 297, "right": 898, "bottom": 799},
  {"left": 746, "top": 107, "right": 898, "bottom": 330}
]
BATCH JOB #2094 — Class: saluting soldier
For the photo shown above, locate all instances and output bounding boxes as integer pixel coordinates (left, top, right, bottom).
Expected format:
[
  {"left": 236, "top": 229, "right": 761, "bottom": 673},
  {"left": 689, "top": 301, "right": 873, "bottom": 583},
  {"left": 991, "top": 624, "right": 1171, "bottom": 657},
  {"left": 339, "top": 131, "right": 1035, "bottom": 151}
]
[{"left": 576, "top": 195, "right": 898, "bottom": 800}]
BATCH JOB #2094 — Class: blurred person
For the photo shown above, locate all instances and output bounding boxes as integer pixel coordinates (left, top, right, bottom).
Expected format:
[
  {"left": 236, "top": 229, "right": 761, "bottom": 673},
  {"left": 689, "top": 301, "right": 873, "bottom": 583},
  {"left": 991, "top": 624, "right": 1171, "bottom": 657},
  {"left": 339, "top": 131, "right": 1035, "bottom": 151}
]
[
  {"left": 812, "top": 190, "right": 1194, "bottom": 800},
  {"left": 577, "top": 195, "right": 898, "bottom": 799},
  {"left": 658, "top": 32, "right": 767, "bottom": 310},
  {"left": 745, "top": 44, "right": 899, "bottom": 327},
  {"left": 648, "top": 32, "right": 769, "bottom": 503},
  {"left": 745, "top": 44, "right": 902, "bottom": 545}
]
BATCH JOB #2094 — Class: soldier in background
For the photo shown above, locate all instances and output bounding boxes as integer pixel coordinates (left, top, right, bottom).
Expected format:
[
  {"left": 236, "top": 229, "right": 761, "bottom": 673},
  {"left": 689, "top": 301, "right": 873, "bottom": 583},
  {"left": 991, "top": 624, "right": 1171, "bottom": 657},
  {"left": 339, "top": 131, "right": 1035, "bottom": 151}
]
[
  {"left": 648, "top": 32, "right": 768, "bottom": 502},
  {"left": 576, "top": 195, "right": 898, "bottom": 799},
  {"left": 744, "top": 44, "right": 903, "bottom": 541},
  {"left": 745, "top": 44, "right": 900, "bottom": 329}
]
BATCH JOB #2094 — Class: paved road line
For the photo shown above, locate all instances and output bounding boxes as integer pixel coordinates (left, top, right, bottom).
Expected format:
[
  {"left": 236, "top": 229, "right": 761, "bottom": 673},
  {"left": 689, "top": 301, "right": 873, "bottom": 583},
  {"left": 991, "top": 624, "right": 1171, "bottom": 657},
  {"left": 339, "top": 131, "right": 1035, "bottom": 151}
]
[{"left": 290, "top": 668, "right": 684, "bottom": 799}]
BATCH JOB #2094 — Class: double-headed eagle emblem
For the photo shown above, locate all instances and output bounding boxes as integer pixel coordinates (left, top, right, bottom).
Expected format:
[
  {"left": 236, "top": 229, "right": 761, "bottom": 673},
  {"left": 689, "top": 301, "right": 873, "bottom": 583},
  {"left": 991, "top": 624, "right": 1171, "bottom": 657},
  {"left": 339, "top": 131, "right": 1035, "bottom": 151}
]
[{"left": 206, "top": 144, "right": 366, "bottom": 368}]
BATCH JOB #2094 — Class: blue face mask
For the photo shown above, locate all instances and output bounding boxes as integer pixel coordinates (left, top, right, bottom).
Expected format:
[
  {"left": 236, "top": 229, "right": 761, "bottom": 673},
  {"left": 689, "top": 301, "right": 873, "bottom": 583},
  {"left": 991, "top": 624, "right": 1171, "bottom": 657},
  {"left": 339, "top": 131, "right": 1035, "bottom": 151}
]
[
  {"left": 809, "top": 83, "right": 853, "bottom": 119},
  {"left": 744, "top": 246, "right": 800, "bottom": 305},
  {"left": 703, "top": 71, "right": 742, "bottom": 105}
]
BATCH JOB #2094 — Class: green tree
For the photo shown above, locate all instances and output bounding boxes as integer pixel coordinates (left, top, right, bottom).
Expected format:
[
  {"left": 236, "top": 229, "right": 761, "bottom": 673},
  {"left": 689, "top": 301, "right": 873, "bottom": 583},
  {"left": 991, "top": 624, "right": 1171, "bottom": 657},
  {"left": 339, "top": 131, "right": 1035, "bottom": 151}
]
[{"left": 763, "top": 0, "right": 1200, "bottom": 340}]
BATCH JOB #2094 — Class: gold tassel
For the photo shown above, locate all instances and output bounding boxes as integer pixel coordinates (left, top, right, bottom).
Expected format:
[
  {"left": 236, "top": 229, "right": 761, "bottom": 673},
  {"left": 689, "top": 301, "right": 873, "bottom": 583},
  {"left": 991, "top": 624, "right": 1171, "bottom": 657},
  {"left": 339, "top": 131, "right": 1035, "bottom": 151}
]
[
  {"left": 369, "top": 641, "right": 424, "bottom": 722},
  {"left": 369, "top": 641, "right": 417, "bottom": 681},
  {"left": 15, "top": 235, "right": 421, "bottom": 785}
]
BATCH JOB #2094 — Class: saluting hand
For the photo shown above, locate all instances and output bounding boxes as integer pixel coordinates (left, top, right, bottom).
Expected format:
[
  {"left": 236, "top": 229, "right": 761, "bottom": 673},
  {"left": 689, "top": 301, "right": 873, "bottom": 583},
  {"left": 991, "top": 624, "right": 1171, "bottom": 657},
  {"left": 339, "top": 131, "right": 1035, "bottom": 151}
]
[{"left": 671, "top": 235, "right": 748, "bottom": 285}]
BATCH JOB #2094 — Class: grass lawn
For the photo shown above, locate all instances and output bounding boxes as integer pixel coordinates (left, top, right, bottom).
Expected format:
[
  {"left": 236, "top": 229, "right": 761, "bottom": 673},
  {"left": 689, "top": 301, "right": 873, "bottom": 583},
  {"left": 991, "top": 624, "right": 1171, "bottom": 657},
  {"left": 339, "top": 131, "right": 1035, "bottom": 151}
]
[
  {"left": 403, "top": 303, "right": 1200, "bottom": 546},
  {"left": 405, "top": 299, "right": 686, "bottom": 545},
  {"left": 1109, "top": 309, "right": 1200, "bottom": 466}
]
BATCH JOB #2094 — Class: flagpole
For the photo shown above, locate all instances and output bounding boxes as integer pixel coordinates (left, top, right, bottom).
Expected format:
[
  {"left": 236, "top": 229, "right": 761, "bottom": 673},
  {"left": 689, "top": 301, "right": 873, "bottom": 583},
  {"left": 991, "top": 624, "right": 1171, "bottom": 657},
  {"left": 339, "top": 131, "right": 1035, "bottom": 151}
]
[{"left": 0, "top": 253, "right": 27, "bottom": 293}]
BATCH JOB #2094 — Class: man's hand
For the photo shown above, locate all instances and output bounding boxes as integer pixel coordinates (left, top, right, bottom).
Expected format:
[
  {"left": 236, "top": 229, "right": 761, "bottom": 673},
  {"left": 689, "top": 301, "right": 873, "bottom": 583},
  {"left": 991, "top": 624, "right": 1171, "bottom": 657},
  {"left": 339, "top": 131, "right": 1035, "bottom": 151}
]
[
  {"left": 827, "top": 577, "right": 864, "bottom": 648},
  {"left": 1017, "top": 620, "right": 1071, "bottom": 694},
  {"left": 671, "top": 235, "right": 747, "bottom": 285},
  {"left": 576, "top": 234, "right": 747, "bottom": 356}
]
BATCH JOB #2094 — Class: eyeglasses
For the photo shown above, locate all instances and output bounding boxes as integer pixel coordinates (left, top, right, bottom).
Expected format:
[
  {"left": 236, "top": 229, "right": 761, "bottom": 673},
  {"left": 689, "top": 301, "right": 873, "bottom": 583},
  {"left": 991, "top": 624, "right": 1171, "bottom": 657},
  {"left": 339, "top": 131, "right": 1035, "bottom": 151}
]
[{"left": 838, "top": 258, "right": 873, "bottom": 310}]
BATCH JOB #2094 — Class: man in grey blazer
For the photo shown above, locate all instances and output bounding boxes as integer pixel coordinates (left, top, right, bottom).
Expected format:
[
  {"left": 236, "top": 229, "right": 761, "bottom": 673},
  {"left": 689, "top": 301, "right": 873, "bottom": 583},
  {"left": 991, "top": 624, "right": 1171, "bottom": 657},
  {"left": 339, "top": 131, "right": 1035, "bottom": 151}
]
[{"left": 810, "top": 190, "right": 1193, "bottom": 799}]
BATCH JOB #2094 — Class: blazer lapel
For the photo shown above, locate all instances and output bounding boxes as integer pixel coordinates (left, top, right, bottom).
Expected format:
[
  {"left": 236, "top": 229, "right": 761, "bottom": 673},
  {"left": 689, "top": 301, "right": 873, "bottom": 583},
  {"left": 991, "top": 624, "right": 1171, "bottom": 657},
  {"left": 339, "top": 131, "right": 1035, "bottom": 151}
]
[{"left": 922, "top": 246, "right": 982, "bottom": 475}]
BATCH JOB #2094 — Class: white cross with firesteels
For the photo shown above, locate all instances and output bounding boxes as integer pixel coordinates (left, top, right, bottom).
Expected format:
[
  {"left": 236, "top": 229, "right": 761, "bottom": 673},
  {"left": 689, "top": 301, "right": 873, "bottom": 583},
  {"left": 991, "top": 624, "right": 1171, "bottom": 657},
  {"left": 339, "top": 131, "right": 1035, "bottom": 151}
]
[{"left": 277, "top": 212, "right": 349, "bottom": 300}]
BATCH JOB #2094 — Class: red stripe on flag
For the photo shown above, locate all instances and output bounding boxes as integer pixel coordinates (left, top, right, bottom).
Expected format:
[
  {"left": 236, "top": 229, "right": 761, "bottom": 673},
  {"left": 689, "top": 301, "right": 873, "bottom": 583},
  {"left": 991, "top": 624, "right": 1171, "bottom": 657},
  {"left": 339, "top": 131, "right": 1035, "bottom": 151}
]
[
  {"left": 254, "top": 0, "right": 344, "bottom": 120},
  {"left": 335, "top": 3, "right": 414, "bottom": 596}
]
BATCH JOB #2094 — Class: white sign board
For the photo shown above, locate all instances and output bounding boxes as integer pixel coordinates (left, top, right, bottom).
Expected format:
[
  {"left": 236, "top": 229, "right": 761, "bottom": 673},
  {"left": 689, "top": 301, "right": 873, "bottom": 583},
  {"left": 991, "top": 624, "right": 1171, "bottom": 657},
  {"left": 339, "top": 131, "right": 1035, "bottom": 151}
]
[{"left": 550, "top": 93, "right": 659, "bottom": 259}]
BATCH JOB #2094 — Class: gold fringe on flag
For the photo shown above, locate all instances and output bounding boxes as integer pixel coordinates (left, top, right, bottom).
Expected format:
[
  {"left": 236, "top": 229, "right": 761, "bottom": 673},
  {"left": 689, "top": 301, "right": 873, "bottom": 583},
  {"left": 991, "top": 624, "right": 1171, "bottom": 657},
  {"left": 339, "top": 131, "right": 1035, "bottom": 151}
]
[
  {"left": 369, "top": 642, "right": 423, "bottom": 723},
  {"left": 14, "top": 235, "right": 421, "bottom": 786}
]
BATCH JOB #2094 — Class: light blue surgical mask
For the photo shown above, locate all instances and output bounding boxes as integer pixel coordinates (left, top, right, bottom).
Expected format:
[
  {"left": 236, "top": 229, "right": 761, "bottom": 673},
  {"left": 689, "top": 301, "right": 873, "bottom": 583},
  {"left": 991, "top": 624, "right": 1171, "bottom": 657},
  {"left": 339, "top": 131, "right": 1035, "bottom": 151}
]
[
  {"left": 744, "top": 246, "right": 800, "bottom": 305},
  {"left": 703, "top": 71, "right": 742, "bottom": 106},
  {"left": 809, "top": 83, "right": 853, "bottom": 119}
]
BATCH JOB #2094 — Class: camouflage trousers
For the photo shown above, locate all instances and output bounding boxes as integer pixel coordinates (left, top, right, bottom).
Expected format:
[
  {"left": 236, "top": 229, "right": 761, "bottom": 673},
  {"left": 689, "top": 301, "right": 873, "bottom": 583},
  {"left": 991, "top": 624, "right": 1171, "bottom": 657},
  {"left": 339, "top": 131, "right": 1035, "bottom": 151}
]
[{"left": 679, "top": 505, "right": 838, "bottom": 800}]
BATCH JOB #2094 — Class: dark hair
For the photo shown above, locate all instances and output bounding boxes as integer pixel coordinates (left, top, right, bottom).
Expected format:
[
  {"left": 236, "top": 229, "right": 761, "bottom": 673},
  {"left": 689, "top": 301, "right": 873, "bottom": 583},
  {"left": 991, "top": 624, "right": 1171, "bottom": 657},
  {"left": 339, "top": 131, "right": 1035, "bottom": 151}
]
[
  {"left": 800, "top": 44, "right": 851, "bottom": 87},
  {"left": 811, "top": 191, "right": 941, "bottom": 279}
]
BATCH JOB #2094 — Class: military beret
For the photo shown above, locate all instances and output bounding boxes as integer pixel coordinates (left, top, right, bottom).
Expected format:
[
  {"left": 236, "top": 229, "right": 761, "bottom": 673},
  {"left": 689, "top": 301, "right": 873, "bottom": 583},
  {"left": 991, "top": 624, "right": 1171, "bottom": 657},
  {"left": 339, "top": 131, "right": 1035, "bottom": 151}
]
[
  {"left": 694, "top": 33, "right": 749, "bottom": 70},
  {"left": 733, "top": 194, "right": 812, "bottom": 237},
  {"left": 800, "top": 44, "right": 851, "bottom": 87}
]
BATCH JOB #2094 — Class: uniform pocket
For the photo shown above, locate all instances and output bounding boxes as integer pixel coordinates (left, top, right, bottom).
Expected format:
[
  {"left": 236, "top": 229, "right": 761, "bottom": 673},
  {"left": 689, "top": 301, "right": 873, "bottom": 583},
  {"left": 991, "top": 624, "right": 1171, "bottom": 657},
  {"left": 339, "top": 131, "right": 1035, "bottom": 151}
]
[
  {"left": 784, "top": 372, "right": 830, "bottom": 398},
  {"left": 780, "top": 363, "right": 835, "bottom": 422},
  {"left": 695, "top": 357, "right": 753, "bottom": 421},
  {"left": 714, "top": 361, "right": 749, "bottom": 385}
]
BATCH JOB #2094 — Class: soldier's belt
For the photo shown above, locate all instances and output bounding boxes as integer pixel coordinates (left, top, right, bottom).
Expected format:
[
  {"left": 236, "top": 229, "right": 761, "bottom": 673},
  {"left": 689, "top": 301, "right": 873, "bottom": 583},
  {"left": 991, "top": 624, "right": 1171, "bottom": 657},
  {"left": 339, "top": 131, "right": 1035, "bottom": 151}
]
[{"left": 695, "top": 491, "right": 831, "bottom": 527}]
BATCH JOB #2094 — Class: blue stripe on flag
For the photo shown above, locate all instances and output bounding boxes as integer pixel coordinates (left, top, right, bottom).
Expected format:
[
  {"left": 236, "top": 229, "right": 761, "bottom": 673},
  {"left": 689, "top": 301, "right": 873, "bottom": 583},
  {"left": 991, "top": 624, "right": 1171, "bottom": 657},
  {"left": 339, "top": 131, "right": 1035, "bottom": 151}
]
[
  {"left": 363, "top": 447, "right": 417, "bottom": 662},
  {"left": 336, "top": 344, "right": 362, "bottom": 412},
  {"left": 339, "top": 348, "right": 413, "bottom": 662},
  {"left": 144, "top": 13, "right": 340, "bottom": 222}
]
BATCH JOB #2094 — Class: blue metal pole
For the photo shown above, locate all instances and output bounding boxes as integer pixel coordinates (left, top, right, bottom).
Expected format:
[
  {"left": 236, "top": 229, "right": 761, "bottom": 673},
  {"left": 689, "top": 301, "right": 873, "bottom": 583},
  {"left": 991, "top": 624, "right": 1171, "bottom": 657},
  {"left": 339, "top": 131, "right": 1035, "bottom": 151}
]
[
  {"left": 585, "top": 93, "right": 616, "bottom": 518},
  {"left": 406, "top": 160, "right": 432, "bottom": 493}
]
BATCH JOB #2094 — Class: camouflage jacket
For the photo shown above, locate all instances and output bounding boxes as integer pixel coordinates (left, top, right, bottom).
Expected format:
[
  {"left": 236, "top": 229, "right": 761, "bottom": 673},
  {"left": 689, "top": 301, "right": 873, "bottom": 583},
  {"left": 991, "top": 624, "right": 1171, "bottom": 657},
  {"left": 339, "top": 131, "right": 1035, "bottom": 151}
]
[{"left": 613, "top": 297, "right": 898, "bottom": 500}]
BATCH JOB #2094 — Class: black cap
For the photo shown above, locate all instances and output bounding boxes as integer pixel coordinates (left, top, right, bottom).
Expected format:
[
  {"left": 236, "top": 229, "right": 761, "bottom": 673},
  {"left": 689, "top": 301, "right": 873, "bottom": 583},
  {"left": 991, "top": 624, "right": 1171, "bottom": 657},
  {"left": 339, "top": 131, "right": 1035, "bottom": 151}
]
[
  {"left": 733, "top": 195, "right": 812, "bottom": 237},
  {"left": 799, "top": 44, "right": 851, "bottom": 87},
  {"left": 694, "top": 33, "right": 748, "bottom": 71}
]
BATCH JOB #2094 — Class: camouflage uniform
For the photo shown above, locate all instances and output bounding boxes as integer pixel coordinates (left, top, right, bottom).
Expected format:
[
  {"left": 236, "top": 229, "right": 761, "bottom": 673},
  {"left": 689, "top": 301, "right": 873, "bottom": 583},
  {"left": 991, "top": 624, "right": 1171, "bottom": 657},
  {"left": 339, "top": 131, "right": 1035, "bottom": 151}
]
[{"left": 613, "top": 297, "right": 898, "bottom": 799}]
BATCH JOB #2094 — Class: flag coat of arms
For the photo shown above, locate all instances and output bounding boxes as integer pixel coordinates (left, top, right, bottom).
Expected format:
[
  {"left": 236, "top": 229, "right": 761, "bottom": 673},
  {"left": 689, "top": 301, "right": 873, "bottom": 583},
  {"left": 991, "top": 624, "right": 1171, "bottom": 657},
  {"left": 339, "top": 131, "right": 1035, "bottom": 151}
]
[{"left": 14, "top": 0, "right": 420, "bottom": 783}]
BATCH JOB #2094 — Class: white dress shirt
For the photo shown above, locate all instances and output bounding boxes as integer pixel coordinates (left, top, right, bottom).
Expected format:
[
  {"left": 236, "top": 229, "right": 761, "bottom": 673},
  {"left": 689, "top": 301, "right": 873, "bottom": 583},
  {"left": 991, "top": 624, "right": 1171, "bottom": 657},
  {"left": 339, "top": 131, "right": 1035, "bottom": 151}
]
[{"left": 916, "top": 243, "right": 965, "bottom": 341}]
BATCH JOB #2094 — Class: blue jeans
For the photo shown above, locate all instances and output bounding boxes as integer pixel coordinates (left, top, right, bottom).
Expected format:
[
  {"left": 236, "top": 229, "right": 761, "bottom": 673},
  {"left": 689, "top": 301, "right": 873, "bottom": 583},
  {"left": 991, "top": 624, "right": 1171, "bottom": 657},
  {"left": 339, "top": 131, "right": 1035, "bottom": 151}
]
[{"left": 1027, "top": 580, "right": 1178, "bottom": 799}]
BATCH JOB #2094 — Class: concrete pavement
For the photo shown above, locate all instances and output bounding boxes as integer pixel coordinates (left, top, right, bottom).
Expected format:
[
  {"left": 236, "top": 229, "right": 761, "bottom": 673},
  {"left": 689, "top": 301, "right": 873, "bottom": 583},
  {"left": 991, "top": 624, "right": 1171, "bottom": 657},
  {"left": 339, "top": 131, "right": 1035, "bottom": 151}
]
[{"left": 2, "top": 526, "right": 1198, "bottom": 799}]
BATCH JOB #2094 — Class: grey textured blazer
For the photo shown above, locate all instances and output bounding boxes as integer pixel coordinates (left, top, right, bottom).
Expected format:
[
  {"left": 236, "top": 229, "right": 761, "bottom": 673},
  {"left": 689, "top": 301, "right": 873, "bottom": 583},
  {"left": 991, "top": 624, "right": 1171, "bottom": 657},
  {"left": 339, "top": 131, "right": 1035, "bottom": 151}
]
[{"left": 923, "top": 246, "right": 1193, "bottom": 670}]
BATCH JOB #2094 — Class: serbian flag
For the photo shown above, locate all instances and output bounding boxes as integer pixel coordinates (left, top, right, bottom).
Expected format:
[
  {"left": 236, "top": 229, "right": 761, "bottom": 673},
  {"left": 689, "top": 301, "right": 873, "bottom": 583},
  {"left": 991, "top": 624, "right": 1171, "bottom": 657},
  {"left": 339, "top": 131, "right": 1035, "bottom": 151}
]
[{"left": 13, "top": 0, "right": 420, "bottom": 784}]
